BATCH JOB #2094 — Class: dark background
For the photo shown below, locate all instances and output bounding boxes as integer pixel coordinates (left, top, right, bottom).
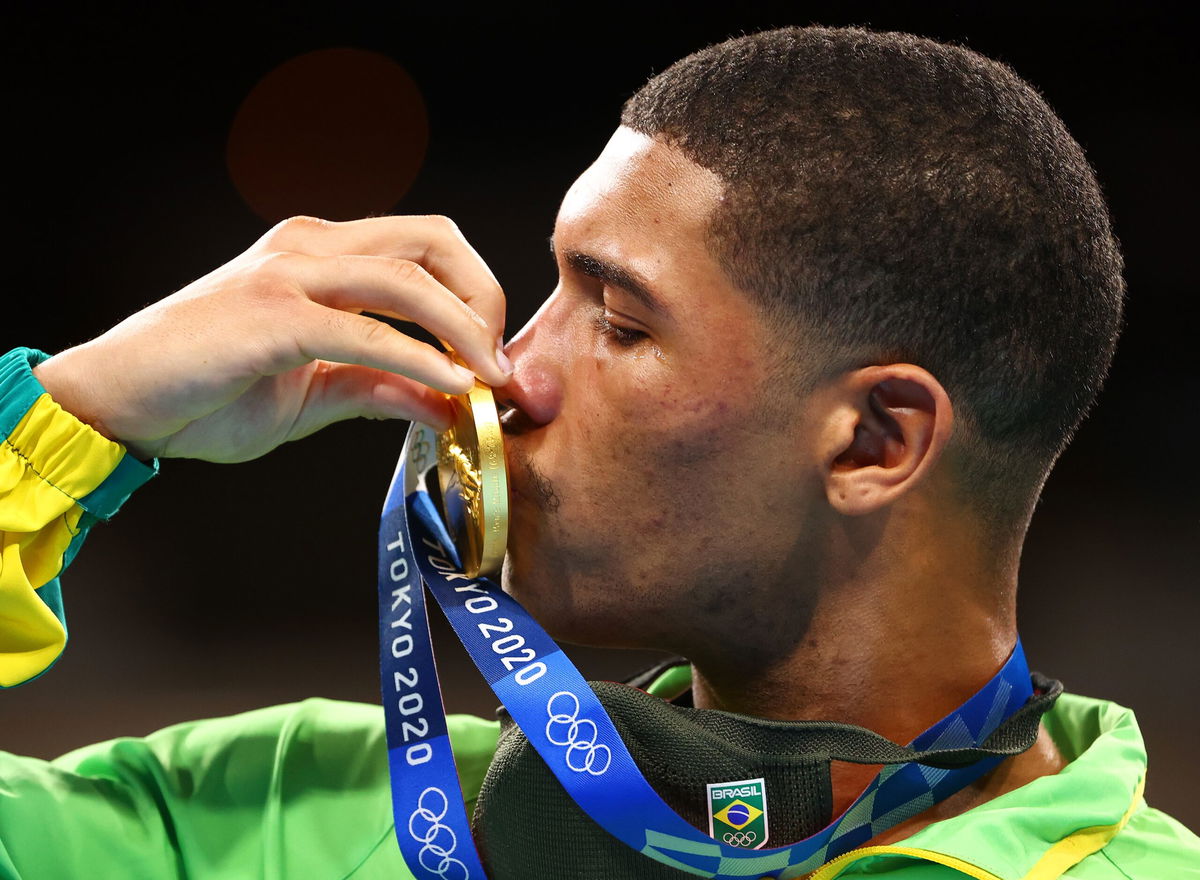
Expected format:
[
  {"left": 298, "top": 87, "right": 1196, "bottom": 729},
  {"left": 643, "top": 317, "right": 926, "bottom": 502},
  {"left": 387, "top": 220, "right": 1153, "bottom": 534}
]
[{"left": 3, "top": 2, "right": 1197, "bottom": 832}]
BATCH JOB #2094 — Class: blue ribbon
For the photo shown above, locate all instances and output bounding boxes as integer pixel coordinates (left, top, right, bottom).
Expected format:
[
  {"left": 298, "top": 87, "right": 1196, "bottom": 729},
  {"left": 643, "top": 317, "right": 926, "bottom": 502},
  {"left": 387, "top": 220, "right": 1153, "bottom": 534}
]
[{"left": 379, "top": 423, "right": 1033, "bottom": 879}]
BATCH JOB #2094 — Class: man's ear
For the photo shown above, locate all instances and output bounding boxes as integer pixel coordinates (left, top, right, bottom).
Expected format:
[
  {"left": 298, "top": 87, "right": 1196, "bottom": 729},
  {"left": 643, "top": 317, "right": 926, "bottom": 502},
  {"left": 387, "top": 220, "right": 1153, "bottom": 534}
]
[{"left": 819, "top": 364, "right": 954, "bottom": 516}]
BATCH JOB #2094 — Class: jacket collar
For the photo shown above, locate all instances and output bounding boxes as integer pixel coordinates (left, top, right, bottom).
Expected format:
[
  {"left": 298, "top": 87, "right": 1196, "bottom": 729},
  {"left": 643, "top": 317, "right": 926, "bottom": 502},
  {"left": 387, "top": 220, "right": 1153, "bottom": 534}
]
[
  {"left": 643, "top": 665, "right": 1146, "bottom": 879},
  {"left": 810, "top": 693, "right": 1146, "bottom": 879}
]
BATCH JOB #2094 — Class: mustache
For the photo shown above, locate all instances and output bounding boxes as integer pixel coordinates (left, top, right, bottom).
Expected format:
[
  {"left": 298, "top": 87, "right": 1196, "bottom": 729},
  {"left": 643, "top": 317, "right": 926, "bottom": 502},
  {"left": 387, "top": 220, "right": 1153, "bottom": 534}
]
[
  {"left": 498, "top": 402, "right": 561, "bottom": 514},
  {"left": 509, "top": 447, "right": 561, "bottom": 514}
]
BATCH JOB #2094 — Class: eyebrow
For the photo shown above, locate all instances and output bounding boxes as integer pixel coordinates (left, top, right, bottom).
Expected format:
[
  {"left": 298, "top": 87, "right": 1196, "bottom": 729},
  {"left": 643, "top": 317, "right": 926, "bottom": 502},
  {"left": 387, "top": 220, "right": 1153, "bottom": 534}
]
[{"left": 548, "top": 235, "right": 671, "bottom": 319}]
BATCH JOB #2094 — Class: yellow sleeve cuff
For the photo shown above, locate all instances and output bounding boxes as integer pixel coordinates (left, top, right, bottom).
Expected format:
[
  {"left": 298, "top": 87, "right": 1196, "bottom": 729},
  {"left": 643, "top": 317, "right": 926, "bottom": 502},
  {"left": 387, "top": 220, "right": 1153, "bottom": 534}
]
[
  {"left": 0, "top": 393, "right": 126, "bottom": 529},
  {"left": 0, "top": 347, "right": 157, "bottom": 686}
]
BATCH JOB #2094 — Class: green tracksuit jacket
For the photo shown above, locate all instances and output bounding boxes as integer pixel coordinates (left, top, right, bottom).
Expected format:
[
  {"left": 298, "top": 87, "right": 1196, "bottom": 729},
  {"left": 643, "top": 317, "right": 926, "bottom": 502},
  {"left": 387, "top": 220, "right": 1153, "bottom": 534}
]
[{"left": 1, "top": 347, "right": 1197, "bottom": 879}]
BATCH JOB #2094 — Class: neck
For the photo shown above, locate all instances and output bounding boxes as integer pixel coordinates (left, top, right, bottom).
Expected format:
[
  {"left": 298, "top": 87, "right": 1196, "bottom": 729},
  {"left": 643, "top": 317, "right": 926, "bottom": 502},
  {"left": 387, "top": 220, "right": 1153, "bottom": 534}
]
[
  {"left": 690, "top": 581, "right": 1017, "bottom": 736},
  {"left": 688, "top": 503, "right": 1035, "bottom": 820}
]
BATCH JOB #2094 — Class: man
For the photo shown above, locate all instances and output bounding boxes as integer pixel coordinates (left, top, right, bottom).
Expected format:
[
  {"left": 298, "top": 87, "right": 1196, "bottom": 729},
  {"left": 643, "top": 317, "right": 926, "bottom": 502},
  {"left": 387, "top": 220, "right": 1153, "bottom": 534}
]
[{"left": 1, "top": 24, "right": 1195, "bottom": 879}]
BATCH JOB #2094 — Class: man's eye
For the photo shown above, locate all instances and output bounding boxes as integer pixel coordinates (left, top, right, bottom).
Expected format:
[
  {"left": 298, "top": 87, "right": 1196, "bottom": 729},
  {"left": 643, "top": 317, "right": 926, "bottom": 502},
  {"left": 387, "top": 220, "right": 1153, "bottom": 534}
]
[{"left": 593, "top": 311, "right": 647, "bottom": 347}]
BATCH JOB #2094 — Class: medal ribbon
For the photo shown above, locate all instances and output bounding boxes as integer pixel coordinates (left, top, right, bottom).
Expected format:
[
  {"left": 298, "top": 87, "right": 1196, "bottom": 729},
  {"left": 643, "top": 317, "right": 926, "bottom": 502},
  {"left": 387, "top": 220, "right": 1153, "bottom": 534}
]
[{"left": 379, "top": 422, "right": 1034, "bottom": 879}]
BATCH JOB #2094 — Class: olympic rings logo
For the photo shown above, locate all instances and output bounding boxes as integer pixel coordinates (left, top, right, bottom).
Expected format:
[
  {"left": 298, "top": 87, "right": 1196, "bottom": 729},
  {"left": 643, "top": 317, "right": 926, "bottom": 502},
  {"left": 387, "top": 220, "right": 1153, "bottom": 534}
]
[
  {"left": 545, "top": 690, "right": 613, "bottom": 776},
  {"left": 407, "top": 787, "right": 470, "bottom": 879},
  {"left": 410, "top": 431, "right": 434, "bottom": 469},
  {"left": 722, "top": 830, "right": 758, "bottom": 847}
]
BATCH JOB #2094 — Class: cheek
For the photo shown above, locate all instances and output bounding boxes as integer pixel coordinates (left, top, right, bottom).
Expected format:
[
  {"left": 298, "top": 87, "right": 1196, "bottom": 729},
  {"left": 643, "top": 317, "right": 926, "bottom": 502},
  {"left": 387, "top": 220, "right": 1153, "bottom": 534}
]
[
  {"left": 543, "top": 318, "right": 769, "bottom": 503},
  {"left": 575, "top": 364, "right": 754, "bottom": 527},
  {"left": 593, "top": 349, "right": 756, "bottom": 466}
]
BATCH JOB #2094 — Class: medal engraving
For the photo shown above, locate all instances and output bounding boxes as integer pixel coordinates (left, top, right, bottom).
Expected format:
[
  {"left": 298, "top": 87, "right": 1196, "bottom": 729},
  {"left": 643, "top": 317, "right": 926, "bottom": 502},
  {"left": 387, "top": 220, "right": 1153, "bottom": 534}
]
[{"left": 434, "top": 380, "right": 509, "bottom": 578}]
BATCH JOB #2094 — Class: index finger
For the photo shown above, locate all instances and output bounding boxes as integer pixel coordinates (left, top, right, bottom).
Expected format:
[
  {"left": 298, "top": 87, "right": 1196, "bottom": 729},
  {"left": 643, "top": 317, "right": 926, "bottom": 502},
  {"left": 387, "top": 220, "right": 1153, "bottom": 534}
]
[{"left": 253, "top": 214, "right": 508, "bottom": 339}]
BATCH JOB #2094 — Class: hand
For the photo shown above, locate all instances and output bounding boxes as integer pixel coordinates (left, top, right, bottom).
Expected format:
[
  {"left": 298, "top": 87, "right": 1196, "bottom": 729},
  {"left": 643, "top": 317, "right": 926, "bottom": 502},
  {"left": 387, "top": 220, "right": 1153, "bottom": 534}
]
[{"left": 33, "top": 215, "right": 512, "bottom": 462}]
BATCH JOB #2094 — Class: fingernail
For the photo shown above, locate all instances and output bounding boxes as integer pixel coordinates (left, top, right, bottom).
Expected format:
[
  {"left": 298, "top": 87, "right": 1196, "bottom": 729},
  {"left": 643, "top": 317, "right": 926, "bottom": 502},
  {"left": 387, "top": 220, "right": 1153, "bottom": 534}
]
[
  {"left": 453, "top": 363, "right": 475, "bottom": 386},
  {"left": 495, "top": 345, "right": 514, "bottom": 376}
]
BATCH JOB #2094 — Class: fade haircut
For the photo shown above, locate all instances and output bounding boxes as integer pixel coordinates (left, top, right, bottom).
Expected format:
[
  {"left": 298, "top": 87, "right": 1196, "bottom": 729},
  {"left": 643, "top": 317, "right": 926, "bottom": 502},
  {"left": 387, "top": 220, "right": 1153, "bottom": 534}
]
[{"left": 621, "top": 26, "right": 1125, "bottom": 531}]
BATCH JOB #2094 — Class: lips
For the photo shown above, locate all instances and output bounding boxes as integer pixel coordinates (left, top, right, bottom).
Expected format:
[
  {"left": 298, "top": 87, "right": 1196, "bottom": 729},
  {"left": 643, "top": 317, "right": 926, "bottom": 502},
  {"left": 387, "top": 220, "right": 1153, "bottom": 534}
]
[
  {"left": 499, "top": 405, "right": 527, "bottom": 502},
  {"left": 498, "top": 403, "right": 538, "bottom": 437},
  {"left": 499, "top": 403, "right": 537, "bottom": 503},
  {"left": 498, "top": 407, "right": 560, "bottom": 514}
]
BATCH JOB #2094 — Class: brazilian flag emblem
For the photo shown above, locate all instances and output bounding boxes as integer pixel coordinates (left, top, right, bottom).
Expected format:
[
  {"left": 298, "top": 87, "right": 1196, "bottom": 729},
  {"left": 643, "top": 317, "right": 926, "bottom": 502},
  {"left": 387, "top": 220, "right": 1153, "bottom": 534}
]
[{"left": 706, "top": 777, "right": 768, "bottom": 849}]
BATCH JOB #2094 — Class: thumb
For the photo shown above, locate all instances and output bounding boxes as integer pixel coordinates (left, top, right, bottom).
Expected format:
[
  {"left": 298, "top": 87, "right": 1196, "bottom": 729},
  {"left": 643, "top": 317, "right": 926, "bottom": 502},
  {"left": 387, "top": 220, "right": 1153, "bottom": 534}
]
[{"left": 292, "top": 362, "right": 456, "bottom": 439}]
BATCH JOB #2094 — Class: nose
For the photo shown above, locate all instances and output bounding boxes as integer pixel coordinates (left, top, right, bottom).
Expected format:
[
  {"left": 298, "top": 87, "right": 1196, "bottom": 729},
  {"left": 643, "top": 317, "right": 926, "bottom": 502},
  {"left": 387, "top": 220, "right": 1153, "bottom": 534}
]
[{"left": 495, "top": 292, "right": 567, "bottom": 428}]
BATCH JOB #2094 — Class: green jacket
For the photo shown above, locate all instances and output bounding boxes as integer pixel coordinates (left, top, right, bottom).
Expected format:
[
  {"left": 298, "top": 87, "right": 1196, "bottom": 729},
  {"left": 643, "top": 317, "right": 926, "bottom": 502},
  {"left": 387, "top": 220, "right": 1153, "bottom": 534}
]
[{"left": 1, "top": 347, "right": 1197, "bottom": 879}]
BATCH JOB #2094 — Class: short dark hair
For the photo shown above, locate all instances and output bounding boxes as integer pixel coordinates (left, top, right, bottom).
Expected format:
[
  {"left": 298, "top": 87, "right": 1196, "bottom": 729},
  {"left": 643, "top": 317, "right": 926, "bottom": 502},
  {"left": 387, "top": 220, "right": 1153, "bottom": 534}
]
[{"left": 621, "top": 26, "right": 1125, "bottom": 530}]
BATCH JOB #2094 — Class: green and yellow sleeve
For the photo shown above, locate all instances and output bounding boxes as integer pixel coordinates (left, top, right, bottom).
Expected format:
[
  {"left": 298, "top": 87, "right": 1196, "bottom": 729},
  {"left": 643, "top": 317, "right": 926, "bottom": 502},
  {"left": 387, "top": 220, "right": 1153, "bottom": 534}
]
[
  {"left": 0, "top": 347, "right": 503, "bottom": 878},
  {"left": 0, "top": 346, "right": 158, "bottom": 687},
  {"left": 0, "top": 698, "right": 499, "bottom": 879}
]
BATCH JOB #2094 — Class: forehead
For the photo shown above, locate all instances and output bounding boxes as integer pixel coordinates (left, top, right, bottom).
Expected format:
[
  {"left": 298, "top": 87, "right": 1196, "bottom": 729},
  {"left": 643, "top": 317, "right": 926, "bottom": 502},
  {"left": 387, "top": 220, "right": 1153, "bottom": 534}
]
[{"left": 553, "top": 127, "right": 730, "bottom": 307}]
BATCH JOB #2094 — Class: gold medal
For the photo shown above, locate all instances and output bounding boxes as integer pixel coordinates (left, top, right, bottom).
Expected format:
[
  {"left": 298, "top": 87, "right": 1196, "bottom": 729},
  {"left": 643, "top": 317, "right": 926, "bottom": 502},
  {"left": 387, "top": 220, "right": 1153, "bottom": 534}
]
[{"left": 435, "top": 380, "right": 509, "bottom": 578}]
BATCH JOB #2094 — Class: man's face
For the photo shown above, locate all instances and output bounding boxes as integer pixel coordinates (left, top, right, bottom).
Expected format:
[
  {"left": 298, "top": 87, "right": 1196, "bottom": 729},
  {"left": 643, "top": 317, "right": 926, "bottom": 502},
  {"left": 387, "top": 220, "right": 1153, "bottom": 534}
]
[{"left": 499, "top": 127, "right": 821, "bottom": 659}]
